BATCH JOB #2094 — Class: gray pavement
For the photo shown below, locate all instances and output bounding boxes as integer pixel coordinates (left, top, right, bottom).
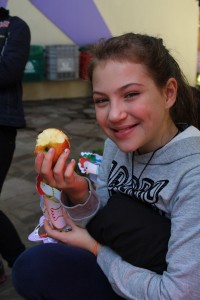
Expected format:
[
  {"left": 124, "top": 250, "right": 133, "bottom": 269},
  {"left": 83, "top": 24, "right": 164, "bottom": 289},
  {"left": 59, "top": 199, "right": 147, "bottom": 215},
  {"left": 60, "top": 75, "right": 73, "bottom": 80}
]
[{"left": 0, "top": 97, "right": 106, "bottom": 299}]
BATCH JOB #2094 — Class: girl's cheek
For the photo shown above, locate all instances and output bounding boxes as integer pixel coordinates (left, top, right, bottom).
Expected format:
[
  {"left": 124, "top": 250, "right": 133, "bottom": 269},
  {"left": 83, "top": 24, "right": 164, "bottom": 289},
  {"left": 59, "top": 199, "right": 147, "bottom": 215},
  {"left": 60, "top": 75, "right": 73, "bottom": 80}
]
[
  {"left": 96, "top": 110, "right": 107, "bottom": 126},
  {"left": 95, "top": 108, "right": 103, "bottom": 120}
]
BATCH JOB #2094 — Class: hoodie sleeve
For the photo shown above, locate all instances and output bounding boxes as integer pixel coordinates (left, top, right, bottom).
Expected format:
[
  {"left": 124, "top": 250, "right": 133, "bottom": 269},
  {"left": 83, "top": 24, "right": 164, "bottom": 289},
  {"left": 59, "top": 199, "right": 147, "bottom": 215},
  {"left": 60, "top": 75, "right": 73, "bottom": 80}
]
[
  {"left": 96, "top": 165, "right": 200, "bottom": 299},
  {"left": 61, "top": 178, "right": 101, "bottom": 228}
]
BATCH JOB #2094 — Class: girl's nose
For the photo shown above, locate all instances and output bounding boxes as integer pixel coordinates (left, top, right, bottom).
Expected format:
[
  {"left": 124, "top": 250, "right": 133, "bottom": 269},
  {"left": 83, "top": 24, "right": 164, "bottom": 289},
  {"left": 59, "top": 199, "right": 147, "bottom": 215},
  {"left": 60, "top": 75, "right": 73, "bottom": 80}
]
[{"left": 108, "top": 102, "right": 127, "bottom": 122}]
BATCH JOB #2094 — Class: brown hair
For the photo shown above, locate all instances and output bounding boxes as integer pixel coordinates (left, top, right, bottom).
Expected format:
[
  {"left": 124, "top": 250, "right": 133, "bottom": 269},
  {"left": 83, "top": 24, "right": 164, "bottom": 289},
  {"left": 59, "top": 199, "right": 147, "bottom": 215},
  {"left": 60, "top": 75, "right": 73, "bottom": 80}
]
[{"left": 88, "top": 33, "right": 197, "bottom": 127}]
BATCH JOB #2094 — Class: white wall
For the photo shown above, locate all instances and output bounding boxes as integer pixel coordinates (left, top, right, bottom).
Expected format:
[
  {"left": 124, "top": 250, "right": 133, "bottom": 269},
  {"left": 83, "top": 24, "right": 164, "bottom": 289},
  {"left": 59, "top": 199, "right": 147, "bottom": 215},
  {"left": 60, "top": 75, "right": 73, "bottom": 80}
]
[{"left": 94, "top": 0, "right": 199, "bottom": 85}]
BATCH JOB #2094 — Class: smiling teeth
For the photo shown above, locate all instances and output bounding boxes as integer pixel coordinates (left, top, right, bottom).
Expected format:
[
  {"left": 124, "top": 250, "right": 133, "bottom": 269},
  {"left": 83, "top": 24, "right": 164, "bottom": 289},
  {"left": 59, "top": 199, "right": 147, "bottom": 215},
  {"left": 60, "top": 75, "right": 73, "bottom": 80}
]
[{"left": 115, "top": 127, "right": 131, "bottom": 132}]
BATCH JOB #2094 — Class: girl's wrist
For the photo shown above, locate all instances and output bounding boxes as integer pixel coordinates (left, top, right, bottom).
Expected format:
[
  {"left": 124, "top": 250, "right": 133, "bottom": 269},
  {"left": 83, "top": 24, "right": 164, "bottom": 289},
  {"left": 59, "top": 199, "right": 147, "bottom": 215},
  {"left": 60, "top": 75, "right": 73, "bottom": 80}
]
[
  {"left": 69, "top": 189, "right": 90, "bottom": 205},
  {"left": 62, "top": 179, "right": 90, "bottom": 205}
]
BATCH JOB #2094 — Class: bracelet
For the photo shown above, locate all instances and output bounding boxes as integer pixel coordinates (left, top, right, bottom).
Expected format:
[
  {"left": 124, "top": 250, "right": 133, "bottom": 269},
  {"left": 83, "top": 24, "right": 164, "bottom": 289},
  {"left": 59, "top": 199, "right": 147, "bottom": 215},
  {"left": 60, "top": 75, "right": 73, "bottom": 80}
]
[{"left": 93, "top": 241, "right": 99, "bottom": 256}]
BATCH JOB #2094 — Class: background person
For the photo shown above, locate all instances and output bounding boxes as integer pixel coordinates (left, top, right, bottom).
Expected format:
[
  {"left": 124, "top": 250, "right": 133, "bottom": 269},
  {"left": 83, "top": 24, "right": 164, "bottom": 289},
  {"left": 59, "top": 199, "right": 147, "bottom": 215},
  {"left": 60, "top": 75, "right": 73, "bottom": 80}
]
[{"left": 0, "top": 7, "right": 30, "bottom": 283}]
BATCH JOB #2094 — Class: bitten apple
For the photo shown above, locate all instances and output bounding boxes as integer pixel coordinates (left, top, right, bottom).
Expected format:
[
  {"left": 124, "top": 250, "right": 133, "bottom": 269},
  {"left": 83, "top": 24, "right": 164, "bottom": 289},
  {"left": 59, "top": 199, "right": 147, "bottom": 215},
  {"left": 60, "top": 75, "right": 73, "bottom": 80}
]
[{"left": 34, "top": 128, "right": 70, "bottom": 165}]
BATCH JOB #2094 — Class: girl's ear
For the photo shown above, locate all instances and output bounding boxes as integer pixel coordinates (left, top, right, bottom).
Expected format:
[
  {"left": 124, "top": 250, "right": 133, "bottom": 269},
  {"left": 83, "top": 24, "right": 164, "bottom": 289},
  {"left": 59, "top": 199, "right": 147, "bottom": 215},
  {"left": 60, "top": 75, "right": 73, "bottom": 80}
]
[{"left": 164, "top": 78, "right": 177, "bottom": 109}]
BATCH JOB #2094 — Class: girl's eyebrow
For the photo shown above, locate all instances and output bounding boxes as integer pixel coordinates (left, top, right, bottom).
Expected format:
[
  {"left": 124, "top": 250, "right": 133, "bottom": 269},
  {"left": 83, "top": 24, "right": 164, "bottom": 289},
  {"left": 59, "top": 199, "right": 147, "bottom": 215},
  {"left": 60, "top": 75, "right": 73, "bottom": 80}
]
[
  {"left": 93, "top": 91, "right": 106, "bottom": 96},
  {"left": 118, "top": 82, "right": 144, "bottom": 91},
  {"left": 93, "top": 83, "right": 143, "bottom": 96}
]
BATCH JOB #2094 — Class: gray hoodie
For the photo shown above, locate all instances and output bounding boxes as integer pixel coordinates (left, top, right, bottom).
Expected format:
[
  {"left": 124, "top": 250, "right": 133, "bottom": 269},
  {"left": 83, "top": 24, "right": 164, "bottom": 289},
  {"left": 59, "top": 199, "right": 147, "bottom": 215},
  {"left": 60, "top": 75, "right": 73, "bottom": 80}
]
[{"left": 64, "top": 125, "right": 200, "bottom": 300}]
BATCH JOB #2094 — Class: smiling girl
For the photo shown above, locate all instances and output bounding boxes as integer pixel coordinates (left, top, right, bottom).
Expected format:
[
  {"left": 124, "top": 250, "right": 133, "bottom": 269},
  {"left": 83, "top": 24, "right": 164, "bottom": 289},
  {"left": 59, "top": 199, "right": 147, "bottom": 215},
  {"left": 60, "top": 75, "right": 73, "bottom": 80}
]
[{"left": 12, "top": 33, "right": 200, "bottom": 300}]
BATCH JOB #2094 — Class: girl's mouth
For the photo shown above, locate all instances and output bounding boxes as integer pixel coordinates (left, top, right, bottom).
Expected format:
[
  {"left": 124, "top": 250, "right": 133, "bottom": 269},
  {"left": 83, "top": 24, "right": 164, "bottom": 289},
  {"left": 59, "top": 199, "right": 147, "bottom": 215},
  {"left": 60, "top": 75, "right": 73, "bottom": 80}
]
[
  {"left": 113, "top": 124, "right": 136, "bottom": 132},
  {"left": 112, "top": 124, "right": 138, "bottom": 137}
]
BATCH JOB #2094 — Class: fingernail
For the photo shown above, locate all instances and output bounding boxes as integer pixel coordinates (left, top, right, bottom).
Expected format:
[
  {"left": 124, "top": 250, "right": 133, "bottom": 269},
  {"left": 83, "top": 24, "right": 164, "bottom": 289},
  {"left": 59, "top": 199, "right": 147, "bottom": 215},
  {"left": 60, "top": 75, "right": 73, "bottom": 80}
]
[
  {"left": 37, "top": 152, "right": 44, "bottom": 157},
  {"left": 64, "top": 148, "right": 69, "bottom": 153},
  {"left": 62, "top": 225, "right": 72, "bottom": 232},
  {"left": 48, "top": 148, "right": 54, "bottom": 153}
]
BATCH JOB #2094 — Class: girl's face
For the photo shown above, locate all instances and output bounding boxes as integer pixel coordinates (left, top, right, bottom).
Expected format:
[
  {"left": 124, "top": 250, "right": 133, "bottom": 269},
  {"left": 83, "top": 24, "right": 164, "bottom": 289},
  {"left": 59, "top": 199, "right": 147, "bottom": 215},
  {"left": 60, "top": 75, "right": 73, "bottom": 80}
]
[{"left": 92, "top": 60, "right": 177, "bottom": 154}]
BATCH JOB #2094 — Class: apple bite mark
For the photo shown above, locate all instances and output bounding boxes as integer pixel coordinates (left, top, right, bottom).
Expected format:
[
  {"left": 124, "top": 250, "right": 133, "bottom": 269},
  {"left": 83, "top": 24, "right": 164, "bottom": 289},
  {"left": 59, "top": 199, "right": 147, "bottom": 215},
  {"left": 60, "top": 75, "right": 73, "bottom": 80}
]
[{"left": 34, "top": 128, "right": 70, "bottom": 165}]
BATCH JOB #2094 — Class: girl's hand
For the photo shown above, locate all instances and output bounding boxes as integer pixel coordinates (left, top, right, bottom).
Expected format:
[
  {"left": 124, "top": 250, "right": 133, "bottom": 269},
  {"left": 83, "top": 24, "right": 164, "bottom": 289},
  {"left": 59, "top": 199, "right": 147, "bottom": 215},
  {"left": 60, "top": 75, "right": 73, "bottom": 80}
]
[
  {"left": 44, "top": 210, "right": 101, "bottom": 255},
  {"left": 35, "top": 148, "right": 89, "bottom": 205}
]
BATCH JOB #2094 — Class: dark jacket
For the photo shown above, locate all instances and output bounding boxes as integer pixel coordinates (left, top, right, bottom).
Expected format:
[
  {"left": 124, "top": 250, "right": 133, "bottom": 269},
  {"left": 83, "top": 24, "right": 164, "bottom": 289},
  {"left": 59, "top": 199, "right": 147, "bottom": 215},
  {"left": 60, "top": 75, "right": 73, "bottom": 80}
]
[{"left": 0, "top": 10, "right": 30, "bottom": 128}]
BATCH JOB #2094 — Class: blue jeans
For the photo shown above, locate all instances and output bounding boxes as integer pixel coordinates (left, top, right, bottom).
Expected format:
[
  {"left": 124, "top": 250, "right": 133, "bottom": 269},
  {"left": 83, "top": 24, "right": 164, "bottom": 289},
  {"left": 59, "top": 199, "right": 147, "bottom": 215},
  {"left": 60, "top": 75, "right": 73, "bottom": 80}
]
[{"left": 12, "top": 243, "right": 123, "bottom": 300}]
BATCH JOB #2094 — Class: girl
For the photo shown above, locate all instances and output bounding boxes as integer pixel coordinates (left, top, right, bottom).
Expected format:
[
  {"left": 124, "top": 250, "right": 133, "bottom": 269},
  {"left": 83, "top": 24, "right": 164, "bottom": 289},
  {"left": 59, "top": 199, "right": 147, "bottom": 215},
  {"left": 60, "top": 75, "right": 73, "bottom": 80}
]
[{"left": 12, "top": 33, "right": 200, "bottom": 299}]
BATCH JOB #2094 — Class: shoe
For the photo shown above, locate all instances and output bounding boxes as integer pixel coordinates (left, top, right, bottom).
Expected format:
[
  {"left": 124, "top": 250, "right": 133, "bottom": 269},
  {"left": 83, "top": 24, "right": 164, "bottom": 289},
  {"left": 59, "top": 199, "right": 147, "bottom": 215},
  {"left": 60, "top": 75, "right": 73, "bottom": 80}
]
[
  {"left": 28, "top": 213, "right": 72, "bottom": 244},
  {"left": 0, "top": 259, "right": 6, "bottom": 284},
  {"left": 28, "top": 216, "right": 58, "bottom": 244},
  {"left": 28, "top": 216, "right": 47, "bottom": 242}
]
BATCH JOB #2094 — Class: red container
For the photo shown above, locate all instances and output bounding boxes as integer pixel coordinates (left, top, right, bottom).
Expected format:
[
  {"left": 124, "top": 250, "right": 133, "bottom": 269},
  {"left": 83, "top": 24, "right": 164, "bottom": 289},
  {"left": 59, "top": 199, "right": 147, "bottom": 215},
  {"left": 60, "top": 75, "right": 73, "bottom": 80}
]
[{"left": 79, "top": 52, "right": 92, "bottom": 80}]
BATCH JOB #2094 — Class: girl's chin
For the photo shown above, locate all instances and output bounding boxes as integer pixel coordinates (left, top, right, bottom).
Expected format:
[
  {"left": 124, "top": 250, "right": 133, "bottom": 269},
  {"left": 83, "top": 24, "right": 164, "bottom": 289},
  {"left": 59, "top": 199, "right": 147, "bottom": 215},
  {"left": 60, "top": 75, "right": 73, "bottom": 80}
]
[
  {"left": 114, "top": 141, "right": 138, "bottom": 153},
  {"left": 106, "top": 132, "right": 140, "bottom": 152}
]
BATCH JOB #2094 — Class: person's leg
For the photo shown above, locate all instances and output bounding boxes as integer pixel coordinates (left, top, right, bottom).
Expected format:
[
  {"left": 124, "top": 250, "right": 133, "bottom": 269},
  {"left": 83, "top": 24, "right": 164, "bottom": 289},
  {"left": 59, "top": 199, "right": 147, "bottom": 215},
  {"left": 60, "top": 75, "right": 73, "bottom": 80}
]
[
  {"left": 0, "top": 126, "right": 17, "bottom": 193},
  {"left": 0, "top": 258, "right": 6, "bottom": 284},
  {"left": 0, "top": 211, "right": 25, "bottom": 267},
  {"left": 12, "top": 243, "right": 123, "bottom": 300},
  {"left": 0, "top": 126, "right": 25, "bottom": 267}
]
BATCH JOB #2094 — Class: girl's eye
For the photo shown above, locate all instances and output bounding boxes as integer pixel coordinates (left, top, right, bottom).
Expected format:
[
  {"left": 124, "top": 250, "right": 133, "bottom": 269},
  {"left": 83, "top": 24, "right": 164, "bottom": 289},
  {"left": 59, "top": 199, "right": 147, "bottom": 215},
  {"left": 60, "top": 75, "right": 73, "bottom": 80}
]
[
  {"left": 125, "top": 92, "right": 140, "bottom": 99},
  {"left": 94, "top": 98, "right": 108, "bottom": 105}
]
